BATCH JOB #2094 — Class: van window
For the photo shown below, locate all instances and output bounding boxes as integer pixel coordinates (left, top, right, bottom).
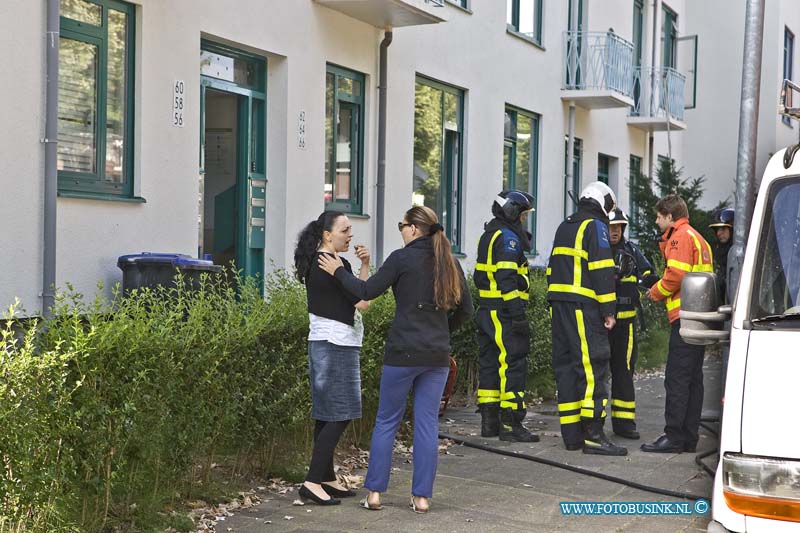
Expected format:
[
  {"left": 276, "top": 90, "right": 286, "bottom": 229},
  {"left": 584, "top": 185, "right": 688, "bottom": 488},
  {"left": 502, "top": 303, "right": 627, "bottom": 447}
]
[{"left": 749, "top": 176, "right": 800, "bottom": 324}]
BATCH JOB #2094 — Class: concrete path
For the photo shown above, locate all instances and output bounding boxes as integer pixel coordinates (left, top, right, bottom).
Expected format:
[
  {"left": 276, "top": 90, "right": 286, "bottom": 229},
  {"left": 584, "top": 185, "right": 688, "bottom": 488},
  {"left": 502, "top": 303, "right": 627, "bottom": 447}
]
[{"left": 222, "top": 356, "right": 722, "bottom": 532}]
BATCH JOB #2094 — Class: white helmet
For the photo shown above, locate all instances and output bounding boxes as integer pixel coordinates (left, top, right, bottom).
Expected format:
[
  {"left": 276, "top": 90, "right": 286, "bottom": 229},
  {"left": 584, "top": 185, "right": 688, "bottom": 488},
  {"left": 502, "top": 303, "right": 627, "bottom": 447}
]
[{"left": 579, "top": 181, "right": 617, "bottom": 218}]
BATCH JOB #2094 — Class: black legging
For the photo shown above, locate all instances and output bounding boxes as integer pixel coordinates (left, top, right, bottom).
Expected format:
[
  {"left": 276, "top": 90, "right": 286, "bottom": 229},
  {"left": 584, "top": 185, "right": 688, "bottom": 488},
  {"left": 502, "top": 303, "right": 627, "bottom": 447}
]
[{"left": 306, "top": 419, "right": 350, "bottom": 483}]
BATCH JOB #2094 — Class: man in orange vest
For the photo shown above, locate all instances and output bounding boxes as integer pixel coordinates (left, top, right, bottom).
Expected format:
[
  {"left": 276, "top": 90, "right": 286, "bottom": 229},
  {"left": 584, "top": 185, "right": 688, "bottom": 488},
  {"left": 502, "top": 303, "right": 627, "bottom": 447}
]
[{"left": 642, "top": 194, "right": 713, "bottom": 453}]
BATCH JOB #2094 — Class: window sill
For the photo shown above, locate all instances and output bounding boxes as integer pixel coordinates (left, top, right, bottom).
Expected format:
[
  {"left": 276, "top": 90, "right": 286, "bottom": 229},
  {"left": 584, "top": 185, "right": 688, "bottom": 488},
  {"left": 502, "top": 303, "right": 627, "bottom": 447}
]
[
  {"left": 346, "top": 213, "right": 370, "bottom": 220},
  {"left": 453, "top": 252, "right": 467, "bottom": 259},
  {"left": 58, "top": 191, "right": 147, "bottom": 203},
  {"left": 445, "top": 1, "right": 472, "bottom": 14},
  {"left": 506, "top": 27, "right": 545, "bottom": 51}
]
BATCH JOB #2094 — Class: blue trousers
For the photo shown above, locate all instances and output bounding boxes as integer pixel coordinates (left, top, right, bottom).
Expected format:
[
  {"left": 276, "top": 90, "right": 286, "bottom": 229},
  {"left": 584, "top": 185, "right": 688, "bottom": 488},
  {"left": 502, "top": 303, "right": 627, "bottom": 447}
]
[{"left": 364, "top": 365, "right": 449, "bottom": 498}]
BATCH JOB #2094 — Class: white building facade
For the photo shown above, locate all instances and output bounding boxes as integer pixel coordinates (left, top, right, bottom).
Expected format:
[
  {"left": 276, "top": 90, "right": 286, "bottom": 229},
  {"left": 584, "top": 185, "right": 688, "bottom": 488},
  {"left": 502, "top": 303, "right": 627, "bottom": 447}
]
[{"left": 0, "top": 0, "right": 691, "bottom": 312}]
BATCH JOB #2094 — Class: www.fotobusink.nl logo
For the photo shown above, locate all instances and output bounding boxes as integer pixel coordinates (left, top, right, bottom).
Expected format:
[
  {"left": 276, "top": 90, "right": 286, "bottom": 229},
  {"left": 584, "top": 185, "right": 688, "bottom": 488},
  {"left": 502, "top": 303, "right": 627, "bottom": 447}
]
[{"left": 559, "top": 499, "right": 710, "bottom": 516}]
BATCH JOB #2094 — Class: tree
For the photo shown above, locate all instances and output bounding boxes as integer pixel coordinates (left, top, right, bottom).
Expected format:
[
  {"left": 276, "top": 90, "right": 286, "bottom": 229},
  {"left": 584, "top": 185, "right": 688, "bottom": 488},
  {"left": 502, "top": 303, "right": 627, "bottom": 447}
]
[{"left": 629, "top": 158, "right": 728, "bottom": 261}]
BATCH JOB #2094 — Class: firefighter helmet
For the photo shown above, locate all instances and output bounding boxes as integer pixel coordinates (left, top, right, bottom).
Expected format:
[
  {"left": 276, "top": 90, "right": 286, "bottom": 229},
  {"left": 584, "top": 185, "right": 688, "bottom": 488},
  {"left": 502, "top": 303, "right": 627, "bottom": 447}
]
[
  {"left": 579, "top": 181, "right": 617, "bottom": 218},
  {"left": 492, "top": 190, "right": 535, "bottom": 221},
  {"left": 709, "top": 208, "right": 734, "bottom": 229},
  {"left": 608, "top": 207, "right": 629, "bottom": 226}
]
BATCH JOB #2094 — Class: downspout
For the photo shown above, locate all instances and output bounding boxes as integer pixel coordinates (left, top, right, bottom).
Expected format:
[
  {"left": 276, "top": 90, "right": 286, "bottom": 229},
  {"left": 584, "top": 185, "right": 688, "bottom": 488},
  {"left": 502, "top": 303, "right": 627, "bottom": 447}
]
[
  {"left": 728, "top": 0, "right": 765, "bottom": 302},
  {"left": 43, "top": 0, "right": 59, "bottom": 318},
  {"left": 565, "top": 0, "right": 577, "bottom": 215},
  {"left": 648, "top": 0, "right": 660, "bottom": 180},
  {"left": 376, "top": 28, "right": 392, "bottom": 266}
]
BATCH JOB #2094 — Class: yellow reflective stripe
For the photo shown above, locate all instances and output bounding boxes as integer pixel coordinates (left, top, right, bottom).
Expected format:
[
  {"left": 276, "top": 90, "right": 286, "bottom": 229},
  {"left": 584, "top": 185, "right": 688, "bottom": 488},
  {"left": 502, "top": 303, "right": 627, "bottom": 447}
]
[
  {"left": 552, "top": 246, "right": 588, "bottom": 259},
  {"left": 495, "top": 261, "right": 521, "bottom": 270},
  {"left": 693, "top": 264, "right": 713, "bottom": 273},
  {"left": 596, "top": 292, "right": 616, "bottom": 303},
  {"left": 666, "top": 297, "right": 681, "bottom": 311},
  {"left": 477, "top": 389, "right": 500, "bottom": 398},
  {"left": 560, "top": 414, "right": 581, "bottom": 424},
  {"left": 486, "top": 230, "right": 502, "bottom": 294},
  {"left": 611, "top": 411, "right": 636, "bottom": 420},
  {"left": 667, "top": 258, "right": 693, "bottom": 272},
  {"left": 580, "top": 408, "right": 595, "bottom": 418},
  {"left": 620, "top": 275, "right": 638, "bottom": 283},
  {"left": 656, "top": 280, "right": 671, "bottom": 297},
  {"left": 477, "top": 397, "right": 499, "bottom": 404},
  {"left": 686, "top": 229, "right": 714, "bottom": 266},
  {"left": 546, "top": 267, "right": 552, "bottom": 275},
  {"left": 548, "top": 284, "right": 615, "bottom": 303},
  {"left": 490, "top": 310, "right": 513, "bottom": 409},
  {"left": 574, "top": 220, "right": 592, "bottom": 288},
  {"left": 478, "top": 289, "right": 529, "bottom": 301},
  {"left": 558, "top": 400, "right": 582, "bottom": 411},
  {"left": 617, "top": 310, "right": 637, "bottom": 319},
  {"left": 575, "top": 308, "right": 595, "bottom": 414},
  {"left": 474, "top": 263, "right": 493, "bottom": 272},
  {"left": 588, "top": 259, "right": 615, "bottom": 270},
  {"left": 626, "top": 322, "right": 634, "bottom": 371},
  {"left": 611, "top": 399, "right": 636, "bottom": 409},
  {"left": 642, "top": 270, "right": 652, "bottom": 276}
]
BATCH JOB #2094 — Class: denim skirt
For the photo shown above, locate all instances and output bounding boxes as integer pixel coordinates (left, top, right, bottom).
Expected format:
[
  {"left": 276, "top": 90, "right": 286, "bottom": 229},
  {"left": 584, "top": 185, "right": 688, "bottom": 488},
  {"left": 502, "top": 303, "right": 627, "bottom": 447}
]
[{"left": 308, "top": 340, "right": 362, "bottom": 421}]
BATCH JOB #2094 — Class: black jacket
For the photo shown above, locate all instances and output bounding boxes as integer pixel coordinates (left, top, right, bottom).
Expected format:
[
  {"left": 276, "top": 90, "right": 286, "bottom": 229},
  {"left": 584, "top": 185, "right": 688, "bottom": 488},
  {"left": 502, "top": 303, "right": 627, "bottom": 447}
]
[
  {"left": 473, "top": 218, "right": 531, "bottom": 318},
  {"left": 714, "top": 241, "right": 731, "bottom": 303},
  {"left": 332, "top": 236, "right": 474, "bottom": 367},
  {"left": 611, "top": 238, "right": 653, "bottom": 318},
  {"left": 546, "top": 202, "right": 617, "bottom": 317}
]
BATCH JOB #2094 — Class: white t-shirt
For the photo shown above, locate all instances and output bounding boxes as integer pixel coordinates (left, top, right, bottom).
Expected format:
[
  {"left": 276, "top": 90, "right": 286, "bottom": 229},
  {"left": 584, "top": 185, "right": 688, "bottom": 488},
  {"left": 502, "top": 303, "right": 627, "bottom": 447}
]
[{"left": 308, "top": 310, "right": 364, "bottom": 347}]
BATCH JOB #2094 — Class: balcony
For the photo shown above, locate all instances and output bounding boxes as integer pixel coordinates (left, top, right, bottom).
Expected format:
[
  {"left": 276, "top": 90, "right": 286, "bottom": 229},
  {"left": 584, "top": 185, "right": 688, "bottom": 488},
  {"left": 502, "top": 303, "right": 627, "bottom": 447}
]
[
  {"left": 627, "top": 67, "right": 687, "bottom": 131},
  {"left": 560, "top": 31, "right": 635, "bottom": 109},
  {"left": 314, "top": 0, "right": 446, "bottom": 28}
]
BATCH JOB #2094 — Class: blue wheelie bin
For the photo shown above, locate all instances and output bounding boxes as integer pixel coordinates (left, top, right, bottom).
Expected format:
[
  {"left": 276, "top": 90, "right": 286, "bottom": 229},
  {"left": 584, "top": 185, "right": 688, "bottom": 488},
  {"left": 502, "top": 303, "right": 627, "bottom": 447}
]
[{"left": 117, "top": 252, "right": 222, "bottom": 293}]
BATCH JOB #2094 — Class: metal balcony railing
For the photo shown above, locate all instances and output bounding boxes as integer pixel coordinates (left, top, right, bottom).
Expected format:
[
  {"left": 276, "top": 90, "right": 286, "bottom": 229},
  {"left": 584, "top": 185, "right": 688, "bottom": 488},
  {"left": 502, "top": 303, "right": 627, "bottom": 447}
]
[
  {"left": 630, "top": 66, "right": 686, "bottom": 121},
  {"left": 424, "top": 0, "right": 445, "bottom": 6},
  {"left": 562, "top": 31, "right": 635, "bottom": 97}
]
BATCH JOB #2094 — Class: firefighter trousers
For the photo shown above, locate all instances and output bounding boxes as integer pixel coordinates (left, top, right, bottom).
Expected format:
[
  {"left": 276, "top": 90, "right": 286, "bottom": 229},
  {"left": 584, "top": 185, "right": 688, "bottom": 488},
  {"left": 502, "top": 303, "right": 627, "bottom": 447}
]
[
  {"left": 476, "top": 308, "right": 528, "bottom": 411},
  {"left": 664, "top": 320, "right": 705, "bottom": 446},
  {"left": 608, "top": 318, "right": 638, "bottom": 432},
  {"left": 550, "top": 301, "right": 611, "bottom": 447}
]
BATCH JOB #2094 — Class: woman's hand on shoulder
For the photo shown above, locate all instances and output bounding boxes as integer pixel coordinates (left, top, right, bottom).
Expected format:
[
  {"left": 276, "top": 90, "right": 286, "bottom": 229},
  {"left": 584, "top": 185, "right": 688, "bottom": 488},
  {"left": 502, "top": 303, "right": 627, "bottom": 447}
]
[
  {"left": 318, "top": 252, "right": 344, "bottom": 275},
  {"left": 355, "top": 300, "right": 370, "bottom": 311}
]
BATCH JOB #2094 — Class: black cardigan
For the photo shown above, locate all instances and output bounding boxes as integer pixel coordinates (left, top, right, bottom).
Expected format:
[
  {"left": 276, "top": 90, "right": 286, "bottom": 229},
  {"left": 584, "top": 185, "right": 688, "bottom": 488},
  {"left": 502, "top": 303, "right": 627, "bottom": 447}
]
[
  {"left": 332, "top": 237, "right": 474, "bottom": 367},
  {"left": 306, "top": 253, "right": 359, "bottom": 326}
]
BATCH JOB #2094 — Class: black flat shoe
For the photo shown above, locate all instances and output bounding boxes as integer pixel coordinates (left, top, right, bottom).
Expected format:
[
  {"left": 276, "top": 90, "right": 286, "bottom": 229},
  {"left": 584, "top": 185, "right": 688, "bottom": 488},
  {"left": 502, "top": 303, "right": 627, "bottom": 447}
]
[
  {"left": 322, "top": 484, "right": 357, "bottom": 498},
  {"left": 640, "top": 434, "right": 684, "bottom": 453},
  {"left": 684, "top": 441, "right": 698, "bottom": 453},
  {"left": 299, "top": 484, "right": 341, "bottom": 505}
]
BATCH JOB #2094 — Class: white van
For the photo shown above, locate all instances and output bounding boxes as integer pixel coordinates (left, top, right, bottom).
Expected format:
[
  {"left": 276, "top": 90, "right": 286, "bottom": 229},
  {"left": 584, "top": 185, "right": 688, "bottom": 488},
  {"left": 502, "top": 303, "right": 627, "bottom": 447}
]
[{"left": 680, "top": 148, "right": 800, "bottom": 532}]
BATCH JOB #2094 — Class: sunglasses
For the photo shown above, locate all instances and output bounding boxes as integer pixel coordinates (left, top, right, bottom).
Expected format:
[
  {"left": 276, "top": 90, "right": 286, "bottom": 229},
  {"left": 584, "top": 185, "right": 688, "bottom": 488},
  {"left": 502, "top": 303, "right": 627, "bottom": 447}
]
[{"left": 397, "top": 222, "right": 412, "bottom": 231}]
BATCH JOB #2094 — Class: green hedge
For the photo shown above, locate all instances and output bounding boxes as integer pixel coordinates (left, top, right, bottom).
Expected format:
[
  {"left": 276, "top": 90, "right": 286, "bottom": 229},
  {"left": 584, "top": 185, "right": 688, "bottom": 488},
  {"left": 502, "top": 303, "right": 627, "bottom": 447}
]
[{"left": 0, "top": 269, "right": 666, "bottom": 531}]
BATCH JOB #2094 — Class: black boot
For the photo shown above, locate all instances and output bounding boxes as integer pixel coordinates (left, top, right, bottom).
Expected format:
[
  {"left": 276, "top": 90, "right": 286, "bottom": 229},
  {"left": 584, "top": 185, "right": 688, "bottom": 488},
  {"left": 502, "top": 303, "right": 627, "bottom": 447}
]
[
  {"left": 479, "top": 404, "right": 500, "bottom": 437},
  {"left": 582, "top": 420, "right": 627, "bottom": 456},
  {"left": 499, "top": 409, "right": 539, "bottom": 442}
]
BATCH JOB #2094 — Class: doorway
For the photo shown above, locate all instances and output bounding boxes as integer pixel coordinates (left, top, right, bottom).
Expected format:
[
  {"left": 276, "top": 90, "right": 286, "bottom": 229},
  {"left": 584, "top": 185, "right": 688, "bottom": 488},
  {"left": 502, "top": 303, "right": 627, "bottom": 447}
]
[{"left": 199, "top": 41, "right": 266, "bottom": 292}]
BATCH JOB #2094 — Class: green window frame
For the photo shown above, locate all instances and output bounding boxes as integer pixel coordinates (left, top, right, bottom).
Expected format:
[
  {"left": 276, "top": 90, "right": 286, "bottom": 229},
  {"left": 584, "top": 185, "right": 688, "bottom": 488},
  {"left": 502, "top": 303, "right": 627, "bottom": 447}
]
[
  {"left": 503, "top": 106, "right": 540, "bottom": 254},
  {"left": 507, "top": 0, "right": 544, "bottom": 46},
  {"left": 784, "top": 27, "right": 794, "bottom": 126},
  {"left": 325, "top": 64, "right": 365, "bottom": 214},
  {"left": 629, "top": 154, "right": 643, "bottom": 232},
  {"left": 563, "top": 136, "right": 582, "bottom": 216},
  {"left": 58, "top": 0, "right": 136, "bottom": 198},
  {"left": 661, "top": 3, "right": 678, "bottom": 69},
  {"left": 446, "top": 0, "right": 468, "bottom": 8},
  {"left": 413, "top": 76, "right": 464, "bottom": 252}
]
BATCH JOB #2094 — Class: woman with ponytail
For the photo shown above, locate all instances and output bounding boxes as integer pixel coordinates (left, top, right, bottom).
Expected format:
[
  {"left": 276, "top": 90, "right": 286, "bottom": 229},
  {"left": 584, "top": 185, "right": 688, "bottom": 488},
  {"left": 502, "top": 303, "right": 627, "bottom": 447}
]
[
  {"left": 293, "top": 211, "right": 371, "bottom": 506},
  {"left": 318, "top": 206, "right": 473, "bottom": 513}
]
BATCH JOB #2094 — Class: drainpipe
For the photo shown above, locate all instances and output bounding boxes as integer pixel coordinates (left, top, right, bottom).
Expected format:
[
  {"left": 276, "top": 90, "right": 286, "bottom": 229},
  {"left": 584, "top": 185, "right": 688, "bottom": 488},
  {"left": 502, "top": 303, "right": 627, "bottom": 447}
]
[
  {"left": 42, "top": 0, "right": 59, "bottom": 318},
  {"left": 565, "top": 0, "right": 577, "bottom": 215},
  {"left": 376, "top": 28, "right": 392, "bottom": 266},
  {"left": 648, "top": 0, "right": 660, "bottom": 180},
  {"left": 728, "top": 0, "right": 765, "bottom": 302}
]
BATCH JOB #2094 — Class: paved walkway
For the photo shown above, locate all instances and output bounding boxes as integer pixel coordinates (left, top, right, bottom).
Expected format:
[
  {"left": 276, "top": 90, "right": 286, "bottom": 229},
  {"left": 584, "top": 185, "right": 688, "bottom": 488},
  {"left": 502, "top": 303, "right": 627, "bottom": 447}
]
[{"left": 223, "top": 356, "right": 722, "bottom": 532}]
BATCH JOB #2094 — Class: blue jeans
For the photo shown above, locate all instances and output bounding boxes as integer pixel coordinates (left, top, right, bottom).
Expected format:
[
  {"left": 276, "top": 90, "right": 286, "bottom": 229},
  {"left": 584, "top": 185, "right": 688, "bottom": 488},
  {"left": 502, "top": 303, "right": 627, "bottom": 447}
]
[{"left": 364, "top": 365, "right": 449, "bottom": 498}]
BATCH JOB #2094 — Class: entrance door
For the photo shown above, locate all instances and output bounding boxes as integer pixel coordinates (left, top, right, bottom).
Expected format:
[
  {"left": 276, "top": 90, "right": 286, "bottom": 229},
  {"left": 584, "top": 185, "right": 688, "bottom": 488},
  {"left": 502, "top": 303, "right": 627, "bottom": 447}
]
[{"left": 199, "top": 41, "right": 266, "bottom": 292}]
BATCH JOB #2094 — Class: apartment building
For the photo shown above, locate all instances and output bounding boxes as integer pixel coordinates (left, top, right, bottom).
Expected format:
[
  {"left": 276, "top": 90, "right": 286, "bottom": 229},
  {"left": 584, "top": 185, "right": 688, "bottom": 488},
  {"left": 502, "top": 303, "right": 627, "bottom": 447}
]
[{"left": 0, "top": 0, "right": 690, "bottom": 312}]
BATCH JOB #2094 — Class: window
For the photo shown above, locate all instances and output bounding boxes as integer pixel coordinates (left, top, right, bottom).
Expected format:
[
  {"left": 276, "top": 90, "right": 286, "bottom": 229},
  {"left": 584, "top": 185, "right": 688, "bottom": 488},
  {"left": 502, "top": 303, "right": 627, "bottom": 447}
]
[
  {"left": 413, "top": 77, "right": 464, "bottom": 251},
  {"left": 629, "top": 154, "right": 643, "bottom": 230},
  {"left": 446, "top": 0, "right": 468, "bottom": 8},
  {"left": 58, "top": 0, "right": 136, "bottom": 198},
  {"left": 563, "top": 137, "right": 582, "bottom": 216},
  {"left": 503, "top": 106, "right": 540, "bottom": 253},
  {"left": 784, "top": 28, "right": 794, "bottom": 126},
  {"left": 325, "top": 65, "right": 365, "bottom": 213},
  {"left": 632, "top": 0, "right": 644, "bottom": 109},
  {"left": 597, "top": 154, "right": 610, "bottom": 184},
  {"left": 661, "top": 4, "right": 678, "bottom": 70},
  {"left": 507, "top": 0, "right": 543, "bottom": 45}
]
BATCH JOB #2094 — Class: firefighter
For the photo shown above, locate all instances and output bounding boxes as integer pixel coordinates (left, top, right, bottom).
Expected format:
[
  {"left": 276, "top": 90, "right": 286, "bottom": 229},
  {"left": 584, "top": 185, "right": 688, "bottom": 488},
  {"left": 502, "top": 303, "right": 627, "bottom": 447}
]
[
  {"left": 474, "top": 190, "right": 538, "bottom": 442},
  {"left": 642, "top": 194, "right": 713, "bottom": 453},
  {"left": 547, "top": 181, "right": 627, "bottom": 456},
  {"left": 607, "top": 208, "right": 654, "bottom": 440},
  {"left": 709, "top": 208, "right": 734, "bottom": 304}
]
